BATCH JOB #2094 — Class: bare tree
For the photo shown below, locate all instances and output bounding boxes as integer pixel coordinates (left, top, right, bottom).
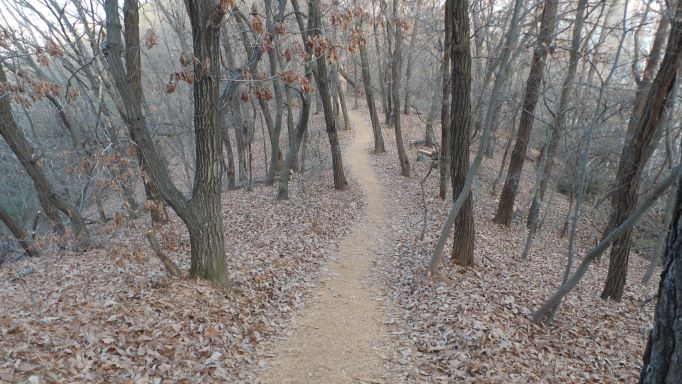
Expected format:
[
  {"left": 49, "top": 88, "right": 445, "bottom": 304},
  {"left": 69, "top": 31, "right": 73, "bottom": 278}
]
[{"left": 102, "top": 0, "right": 230, "bottom": 285}]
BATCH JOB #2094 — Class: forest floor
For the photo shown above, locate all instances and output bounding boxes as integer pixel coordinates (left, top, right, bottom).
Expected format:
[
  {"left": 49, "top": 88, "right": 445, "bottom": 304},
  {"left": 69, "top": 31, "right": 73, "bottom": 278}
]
[{"left": 0, "top": 103, "right": 662, "bottom": 383}]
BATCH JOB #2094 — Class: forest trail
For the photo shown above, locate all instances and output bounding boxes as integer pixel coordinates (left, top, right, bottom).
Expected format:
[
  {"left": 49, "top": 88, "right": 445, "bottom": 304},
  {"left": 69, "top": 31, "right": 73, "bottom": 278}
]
[{"left": 260, "top": 111, "right": 394, "bottom": 383}]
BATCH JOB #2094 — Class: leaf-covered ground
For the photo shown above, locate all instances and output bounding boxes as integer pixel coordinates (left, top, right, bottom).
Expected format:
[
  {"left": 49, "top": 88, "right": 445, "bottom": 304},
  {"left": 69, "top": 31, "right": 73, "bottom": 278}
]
[
  {"left": 1, "top": 105, "right": 660, "bottom": 383},
  {"left": 0, "top": 121, "right": 365, "bottom": 383},
  {"left": 367, "top": 110, "right": 659, "bottom": 383}
]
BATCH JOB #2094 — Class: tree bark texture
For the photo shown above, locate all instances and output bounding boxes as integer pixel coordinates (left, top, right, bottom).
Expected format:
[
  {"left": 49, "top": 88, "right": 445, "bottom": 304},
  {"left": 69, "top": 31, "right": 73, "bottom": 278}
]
[{"left": 448, "top": 0, "right": 475, "bottom": 266}]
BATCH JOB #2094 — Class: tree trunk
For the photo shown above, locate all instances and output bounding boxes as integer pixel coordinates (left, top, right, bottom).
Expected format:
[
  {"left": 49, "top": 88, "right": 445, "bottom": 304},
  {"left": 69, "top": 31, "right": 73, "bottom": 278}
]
[
  {"left": 358, "top": 16, "right": 386, "bottom": 154},
  {"left": 309, "top": 0, "right": 347, "bottom": 189},
  {"left": 278, "top": 91, "right": 312, "bottom": 200},
  {"left": 402, "top": 0, "right": 421, "bottom": 115},
  {"left": 526, "top": 0, "right": 588, "bottom": 232},
  {"left": 372, "top": 0, "right": 390, "bottom": 124},
  {"left": 639, "top": 170, "right": 682, "bottom": 384},
  {"left": 391, "top": 0, "right": 410, "bottom": 177},
  {"left": 425, "top": 65, "right": 443, "bottom": 147},
  {"left": 123, "top": 0, "right": 169, "bottom": 225},
  {"left": 439, "top": 1, "right": 451, "bottom": 199},
  {"left": 103, "top": 0, "right": 228, "bottom": 286},
  {"left": 493, "top": 0, "right": 559, "bottom": 226},
  {"left": 602, "top": 0, "right": 682, "bottom": 301},
  {"left": 264, "top": 0, "right": 286, "bottom": 186},
  {"left": 532, "top": 165, "right": 679, "bottom": 323},
  {"left": 449, "top": 0, "right": 475, "bottom": 266}
]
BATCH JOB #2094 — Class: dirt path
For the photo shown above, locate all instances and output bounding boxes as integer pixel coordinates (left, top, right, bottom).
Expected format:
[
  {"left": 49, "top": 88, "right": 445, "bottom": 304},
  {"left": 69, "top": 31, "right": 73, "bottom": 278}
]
[{"left": 260, "top": 111, "right": 394, "bottom": 383}]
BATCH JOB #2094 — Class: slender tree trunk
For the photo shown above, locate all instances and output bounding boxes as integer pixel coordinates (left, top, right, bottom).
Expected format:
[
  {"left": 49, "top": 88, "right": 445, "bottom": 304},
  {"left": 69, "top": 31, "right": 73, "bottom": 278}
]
[
  {"left": 391, "top": 0, "right": 410, "bottom": 177},
  {"left": 602, "top": 1, "right": 682, "bottom": 301},
  {"left": 533, "top": 166, "right": 679, "bottom": 323},
  {"left": 358, "top": 16, "right": 386, "bottom": 153},
  {"left": 425, "top": 66, "right": 443, "bottom": 147},
  {"left": 309, "top": 0, "right": 347, "bottom": 189},
  {"left": 123, "top": 0, "right": 169, "bottom": 225},
  {"left": 337, "top": 81, "right": 350, "bottom": 130},
  {"left": 428, "top": 0, "right": 524, "bottom": 275},
  {"left": 526, "top": 0, "right": 588, "bottom": 233},
  {"left": 372, "top": 0, "right": 390, "bottom": 124},
  {"left": 449, "top": 0, "right": 475, "bottom": 266},
  {"left": 264, "top": 0, "right": 286, "bottom": 186},
  {"left": 402, "top": 0, "right": 421, "bottom": 115},
  {"left": 439, "top": 1, "right": 451, "bottom": 199},
  {"left": 494, "top": 0, "right": 559, "bottom": 226},
  {"left": 278, "top": 91, "right": 312, "bottom": 200}
]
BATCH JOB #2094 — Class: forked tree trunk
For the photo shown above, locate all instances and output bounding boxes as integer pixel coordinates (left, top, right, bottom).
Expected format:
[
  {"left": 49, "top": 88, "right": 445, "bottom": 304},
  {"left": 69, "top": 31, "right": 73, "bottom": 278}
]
[
  {"left": 103, "top": 0, "right": 229, "bottom": 285},
  {"left": 602, "top": 0, "right": 682, "bottom": 301},
  {"left": 494, "top": 0, "right": 559, "bottom": 226},
  {"left": 448, "top": 0, "right": 475, "bottom": 266}
]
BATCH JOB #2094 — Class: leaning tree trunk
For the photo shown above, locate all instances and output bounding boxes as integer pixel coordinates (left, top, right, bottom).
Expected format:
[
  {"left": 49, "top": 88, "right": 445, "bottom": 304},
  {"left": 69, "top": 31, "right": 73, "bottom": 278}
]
[
  {"left": 123, "top": 0, "right": 169, "bottom": 225},
  {"left": 309, "top": 0, "right": 347, "bottom": 189},
  {"left": 391, "top": 0, "right": 410, "bottom": 177},
  {"left": 493, "top": 0, "right": 558, "bottom": 226},
  {"left": 0, "top": 63, "right": 88, "bottom": 241},
  {"left": 602, "top": 0, "right": 682, "bottom": 301},
  {"left": 448, "top": 0, "right": 475, "bottom": 266}
]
